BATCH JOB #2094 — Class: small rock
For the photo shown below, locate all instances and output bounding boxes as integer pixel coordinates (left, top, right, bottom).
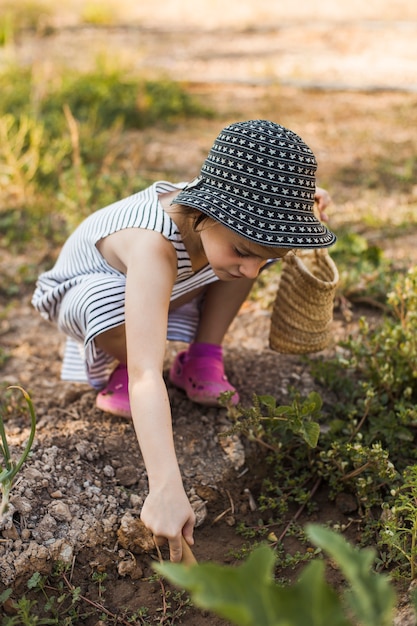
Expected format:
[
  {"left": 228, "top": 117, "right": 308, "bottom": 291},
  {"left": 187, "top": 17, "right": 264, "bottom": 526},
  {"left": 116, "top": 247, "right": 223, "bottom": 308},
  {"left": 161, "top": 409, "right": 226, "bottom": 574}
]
[
  {"left": 189, "top": 492, "right": 208, "bottom": 527},
  {"left": 58, "top": 543, "right": 74, "bottom": 563},
  {"left": 10, "top": 495, "right": 32, "bottom": 516},
  {"left": 24, "top": 468, "right": 43, "bottom": 482},
  {"left": 116, "top": 466, "right": 139, "bottom": 487},
  {"left": 32, "top": 514, "right": 57, "bottom": 541},
  {"left": 117, "top": 557, "right": 143, "bottom": 580},
  {"left": 195, "top": 485, "right": 218, "bottom": 503},
  {"left": 2, "top": 526, "right": 19, "bottom": 540},
  {"left": 129, "top": 494, "right": 143, "bottom": 509},
  {"left": 50, "top": 490, "right": 63, "bottom": 499},
  {"left": 103, "top": 465, "right": 115, "bottom": 478},
  {"left": 49, "top": 501, "right": 72, "bottom": 522},
  {"left": 218, "top": 431, "right": 245, "bottom": 470},
  {"left": 117, "top": 512, "right": 154, "bottom": 553}
]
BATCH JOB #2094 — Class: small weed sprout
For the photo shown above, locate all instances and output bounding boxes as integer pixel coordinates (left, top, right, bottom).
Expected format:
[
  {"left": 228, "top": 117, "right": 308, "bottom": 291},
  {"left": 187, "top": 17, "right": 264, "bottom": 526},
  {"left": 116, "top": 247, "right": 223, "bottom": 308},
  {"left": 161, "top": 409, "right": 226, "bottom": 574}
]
[{"left": 0, "top": 385, "right": 36, "bottom": 518}]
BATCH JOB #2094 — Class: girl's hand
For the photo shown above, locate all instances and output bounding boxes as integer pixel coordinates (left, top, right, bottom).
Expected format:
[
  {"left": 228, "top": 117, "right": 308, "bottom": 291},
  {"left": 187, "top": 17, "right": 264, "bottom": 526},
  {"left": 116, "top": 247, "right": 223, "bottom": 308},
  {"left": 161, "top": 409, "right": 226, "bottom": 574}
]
[
  {"left": 314, "top": 187, "right": 332, "bottom": 222},
  {"left": 140, "top": 482, "right": 196, "bottom": 562}
]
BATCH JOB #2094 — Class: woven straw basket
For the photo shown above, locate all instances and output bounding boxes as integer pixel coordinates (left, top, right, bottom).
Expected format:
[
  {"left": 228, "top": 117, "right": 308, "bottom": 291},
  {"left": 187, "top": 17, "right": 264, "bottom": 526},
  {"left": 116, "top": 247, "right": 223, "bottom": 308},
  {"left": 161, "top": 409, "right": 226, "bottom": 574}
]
[{"left": 269, "top": 249, "right": 339, "bottom": 354}]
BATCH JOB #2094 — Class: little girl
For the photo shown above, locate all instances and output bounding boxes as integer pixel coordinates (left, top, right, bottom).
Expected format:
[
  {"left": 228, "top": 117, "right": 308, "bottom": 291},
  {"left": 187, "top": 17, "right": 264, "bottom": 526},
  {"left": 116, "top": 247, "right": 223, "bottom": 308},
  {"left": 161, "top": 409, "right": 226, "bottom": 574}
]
[{"left": 32, "top": 120, "right": 336, "bottom": 561}]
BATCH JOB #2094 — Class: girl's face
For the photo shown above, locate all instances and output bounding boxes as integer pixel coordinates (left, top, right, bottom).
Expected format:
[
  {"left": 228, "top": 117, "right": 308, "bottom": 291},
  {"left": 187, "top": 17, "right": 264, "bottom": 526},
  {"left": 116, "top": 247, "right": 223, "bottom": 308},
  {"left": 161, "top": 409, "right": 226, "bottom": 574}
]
[{"left": 199, "top": 221, "right": 290, "bottom": 281}]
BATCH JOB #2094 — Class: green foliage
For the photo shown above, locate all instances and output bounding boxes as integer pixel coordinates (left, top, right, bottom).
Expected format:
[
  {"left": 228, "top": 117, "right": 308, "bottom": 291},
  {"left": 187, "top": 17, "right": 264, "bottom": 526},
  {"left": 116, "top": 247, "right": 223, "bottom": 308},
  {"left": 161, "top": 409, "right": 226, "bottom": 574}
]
[
  {"left": 0, "top": 386, "right": 36, "bottom": 518},
  {"left": 379, "top": 465, "right": 417, "bottom": 579},
  {"left": 0, "top": 349, "right": 9, "bottom": 370},
  {"left": 319, "top": 267, "right": 417, "bottom": 466},
  {"left": 0, "top": 11, "right": 14, "bottom": 47},
  {"left": 0, "top": 65, "right": 212, "bottom": 135},
  {"left": 331, "top": 231, "right": 402, "bottom": 304},
  {"left": 0, "top": 64, "right": 214, "bottom": 247},
  {"left": 307, "top": 525, "right": 396, "bottom": 626},
  {"left": 0, "top": 114, "right": 43, "bottom": 209},
  {"left": 1, "top": 567, "right": 87, "bottom": 626},
  {"left": 81, "top": 2, "right": 119, "bottom": 25},
  {"left": 228, "top": 266, "right": 417, "bottom": 580},
  {"left": 158, "top": 544, "right": 284, "bottom": 626},
  {"left": 306, "top": 266, "right": 417, "bottom": 577},
  {"left": 156, "top": 524, "right": 397, "bottom": 626},
  {"left": 228, "top": 391, "right": 322, "bottom": 450},
  {"left": 0, "top": 1, "right": 53, "bottom": 41},
  {"left": 318, "top": 440, "right": 398, "bottom": 508},
  {"left": 0, "top": 566, "right": 193, "bottom": 625},
  {"left": 38, "top": 71, "right": 212, "bottom": 134},
  {"left": 226, "top": 390, "right": 326, "bottom": 523}
]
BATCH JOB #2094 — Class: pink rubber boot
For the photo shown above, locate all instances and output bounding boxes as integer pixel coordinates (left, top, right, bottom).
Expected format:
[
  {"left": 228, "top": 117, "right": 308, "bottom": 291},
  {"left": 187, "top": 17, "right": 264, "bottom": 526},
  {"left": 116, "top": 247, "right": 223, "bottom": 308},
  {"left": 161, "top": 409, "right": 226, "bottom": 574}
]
[
  {"left": 169, "top": 343, "right": 239, "bottom": 407},
  {"left": 96, "top": 364, "right": 131, "bottom": 418}
]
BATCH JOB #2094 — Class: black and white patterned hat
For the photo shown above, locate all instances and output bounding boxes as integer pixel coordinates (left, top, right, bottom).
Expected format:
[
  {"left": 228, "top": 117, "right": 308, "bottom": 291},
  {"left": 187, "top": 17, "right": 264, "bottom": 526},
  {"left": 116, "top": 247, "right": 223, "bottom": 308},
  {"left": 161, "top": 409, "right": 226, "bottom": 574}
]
[{"left": 175, "top": 120, "right": 336, "bottom": 249}]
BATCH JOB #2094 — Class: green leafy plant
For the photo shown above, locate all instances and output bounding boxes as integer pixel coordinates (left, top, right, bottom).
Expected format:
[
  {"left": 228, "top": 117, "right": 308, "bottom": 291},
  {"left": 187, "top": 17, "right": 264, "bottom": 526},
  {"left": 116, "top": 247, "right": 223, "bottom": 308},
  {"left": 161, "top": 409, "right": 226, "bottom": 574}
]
[
  {"left": 0, "top": 386, "right": 36, "bottom": 518},
  {"left": 313, "top": 266, "right": 417, "bottom": 468},
  {"left": 227, "top": 390, "right": 322, "bottom": 450},
  {"left": 0, "top": 564, "right": 194, "bottom": 625},
  {"left": 318, "top": 439, "right": 398, "bottom": 510},
  {"left": 330, "top": 232, "right": 402, "bottom": 306},
  {"left": 226, "top": 270, "right": 417, "bottom": 573},
  {"left": 0, "top": 567, "right": 88, "bottom": 626},
  {"left": 0, "top": 64, "right": 214, "bottom": 248},
  {"left": 224, "top": 391, "right": 326, "bottom": 528},
  {"left": 156, "top": 524, "right": 398, "bottom": 626},
  {"left": 379, "top": 465, "right": 417, "bottom": 580}
]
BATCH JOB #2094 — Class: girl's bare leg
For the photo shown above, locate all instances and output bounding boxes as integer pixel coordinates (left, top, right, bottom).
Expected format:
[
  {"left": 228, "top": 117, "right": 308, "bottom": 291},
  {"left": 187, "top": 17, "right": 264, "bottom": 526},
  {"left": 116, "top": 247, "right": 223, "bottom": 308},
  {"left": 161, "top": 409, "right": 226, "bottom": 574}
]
[
  {"left": 95, "top": 324, "right": 127, "bottom": 363},
  {"left": 194, "top": 278, "right": 256, "bottom": 344},
  {"left": 95, "top": 277, "right": 254, "bottom": 361}
]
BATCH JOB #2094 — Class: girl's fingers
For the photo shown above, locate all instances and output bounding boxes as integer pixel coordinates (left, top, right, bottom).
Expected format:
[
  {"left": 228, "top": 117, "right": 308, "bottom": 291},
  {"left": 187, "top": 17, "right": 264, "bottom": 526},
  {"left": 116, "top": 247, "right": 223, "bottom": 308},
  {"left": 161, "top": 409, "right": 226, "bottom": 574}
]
[{"left": 168, "top": 536, "right": 183, "bottom": 563}]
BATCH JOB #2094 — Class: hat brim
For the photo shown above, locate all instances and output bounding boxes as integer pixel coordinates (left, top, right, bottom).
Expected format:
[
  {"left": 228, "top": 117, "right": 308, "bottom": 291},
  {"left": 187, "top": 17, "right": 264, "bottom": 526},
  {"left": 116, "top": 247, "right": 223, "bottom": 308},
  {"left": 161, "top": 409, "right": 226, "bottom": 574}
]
[{"left": 175, "top": 184, "right": 337, "bottom": 250}]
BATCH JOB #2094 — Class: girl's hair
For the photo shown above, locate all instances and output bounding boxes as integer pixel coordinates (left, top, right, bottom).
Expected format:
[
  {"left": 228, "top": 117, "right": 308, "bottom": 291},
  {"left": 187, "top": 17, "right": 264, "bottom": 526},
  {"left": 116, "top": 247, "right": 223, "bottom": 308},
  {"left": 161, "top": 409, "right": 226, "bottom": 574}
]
[
  {"left": 192, "top": 212, "right": 211, "bottom": 232},
  {"left": 175, "top": 204, "right": 292, "bottom": 259},
  {"left": 171, "top": 204, "right": 212, "bottom": 238}
]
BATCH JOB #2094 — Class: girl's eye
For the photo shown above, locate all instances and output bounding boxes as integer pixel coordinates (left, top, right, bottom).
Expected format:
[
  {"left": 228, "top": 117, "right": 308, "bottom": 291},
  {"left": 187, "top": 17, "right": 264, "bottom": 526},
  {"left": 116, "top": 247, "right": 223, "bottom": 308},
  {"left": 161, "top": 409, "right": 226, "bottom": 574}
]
[{"left": 234, "top": 247, "right": 248, "bottom": 258}]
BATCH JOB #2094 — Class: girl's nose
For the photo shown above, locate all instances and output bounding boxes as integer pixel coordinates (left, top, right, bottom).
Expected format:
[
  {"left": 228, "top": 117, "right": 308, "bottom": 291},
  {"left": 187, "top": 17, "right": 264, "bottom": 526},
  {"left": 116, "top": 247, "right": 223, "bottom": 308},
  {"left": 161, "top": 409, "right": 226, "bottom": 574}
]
[{"left": 239, "top": 258, "right": 264, "bottom": 279}]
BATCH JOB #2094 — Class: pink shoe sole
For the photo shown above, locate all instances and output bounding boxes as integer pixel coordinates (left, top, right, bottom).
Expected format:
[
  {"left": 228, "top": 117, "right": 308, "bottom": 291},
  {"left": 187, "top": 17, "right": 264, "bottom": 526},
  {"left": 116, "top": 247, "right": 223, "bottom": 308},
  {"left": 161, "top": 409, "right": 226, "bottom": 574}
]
[
  {"left": 169, "top": 351, "right": 239, "bottom": 407},
  {"left": 96, "top": 364, "right": 131, "bottom": 418}
]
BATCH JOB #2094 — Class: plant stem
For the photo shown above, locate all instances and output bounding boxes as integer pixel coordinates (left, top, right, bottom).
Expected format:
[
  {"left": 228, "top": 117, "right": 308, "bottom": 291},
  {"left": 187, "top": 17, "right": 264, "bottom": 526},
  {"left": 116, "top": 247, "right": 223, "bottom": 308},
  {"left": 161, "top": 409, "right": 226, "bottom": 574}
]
[
  {"left": 0, "top": 386, "right": 37, "bottom": 519},
  {"left": 278, "top": 477, "right": 322, "bottom": 543}
]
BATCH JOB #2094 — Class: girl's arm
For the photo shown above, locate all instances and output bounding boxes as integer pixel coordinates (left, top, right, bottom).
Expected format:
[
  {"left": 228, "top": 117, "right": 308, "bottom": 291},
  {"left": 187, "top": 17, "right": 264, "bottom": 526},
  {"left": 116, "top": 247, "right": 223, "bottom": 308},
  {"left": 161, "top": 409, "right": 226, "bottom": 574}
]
[{"left": 118, "top": 229, "right": 196, "bottom": 561}]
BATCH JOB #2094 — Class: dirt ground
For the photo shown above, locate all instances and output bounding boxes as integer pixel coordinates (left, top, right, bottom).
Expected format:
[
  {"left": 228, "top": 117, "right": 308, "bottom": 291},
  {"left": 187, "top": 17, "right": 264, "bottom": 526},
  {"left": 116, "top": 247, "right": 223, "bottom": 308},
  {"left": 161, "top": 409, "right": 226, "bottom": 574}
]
[{"left": 1, "top": 7, "right": 417, "bottom": 624}]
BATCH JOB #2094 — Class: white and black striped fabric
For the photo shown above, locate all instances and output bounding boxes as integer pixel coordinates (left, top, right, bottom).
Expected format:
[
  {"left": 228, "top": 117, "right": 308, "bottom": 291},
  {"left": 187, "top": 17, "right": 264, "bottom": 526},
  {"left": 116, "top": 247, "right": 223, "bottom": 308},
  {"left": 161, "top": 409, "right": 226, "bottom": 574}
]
[{"left": 32, "top": 181, "right": 218, "bottom": 388}]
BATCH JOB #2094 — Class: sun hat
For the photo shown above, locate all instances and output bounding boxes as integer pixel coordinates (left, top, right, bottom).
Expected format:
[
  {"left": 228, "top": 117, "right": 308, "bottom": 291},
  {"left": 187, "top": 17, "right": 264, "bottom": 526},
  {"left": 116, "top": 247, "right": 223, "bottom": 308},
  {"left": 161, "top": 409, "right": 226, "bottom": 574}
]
[{"left": 174, "top": 119, "right": 336, "bottom": 249}]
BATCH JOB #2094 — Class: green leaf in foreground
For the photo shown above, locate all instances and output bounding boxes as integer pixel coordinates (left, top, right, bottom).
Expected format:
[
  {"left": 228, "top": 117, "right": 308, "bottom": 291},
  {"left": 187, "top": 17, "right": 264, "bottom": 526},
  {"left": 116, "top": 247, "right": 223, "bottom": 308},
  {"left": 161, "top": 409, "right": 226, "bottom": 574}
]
[
  {"left": 156, "top": 546, "right": 278, "bottom": 626},
  {"left": 155, "top": 545, "right": 351, "bottom": 626},
  {"left": 306, "top": 524, "right": 396, "bottom": 626},
  {"left": 156, "top": 525, "right": 400, "bottom": 626}
]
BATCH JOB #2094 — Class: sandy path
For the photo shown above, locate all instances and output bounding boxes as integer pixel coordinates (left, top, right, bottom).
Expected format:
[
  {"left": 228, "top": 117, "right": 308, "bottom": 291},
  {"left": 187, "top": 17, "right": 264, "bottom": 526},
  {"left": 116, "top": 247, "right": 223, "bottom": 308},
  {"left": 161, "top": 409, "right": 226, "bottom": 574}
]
[{"left": 4, "top": 1, "right": 417, "bottom": 92}]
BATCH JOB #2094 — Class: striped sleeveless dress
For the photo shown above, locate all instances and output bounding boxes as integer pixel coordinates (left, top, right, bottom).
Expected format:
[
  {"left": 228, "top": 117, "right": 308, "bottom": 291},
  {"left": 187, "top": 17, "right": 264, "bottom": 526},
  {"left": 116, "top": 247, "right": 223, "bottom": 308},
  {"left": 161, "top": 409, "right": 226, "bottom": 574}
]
[{"left": 32, "top": 181, "right": 219, "bottom": 388}]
